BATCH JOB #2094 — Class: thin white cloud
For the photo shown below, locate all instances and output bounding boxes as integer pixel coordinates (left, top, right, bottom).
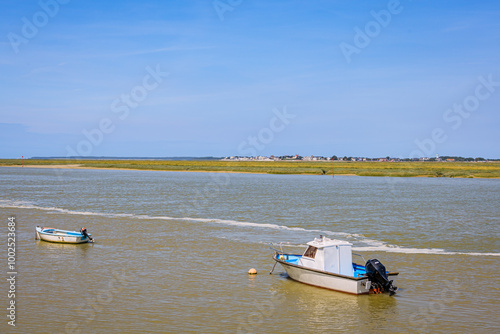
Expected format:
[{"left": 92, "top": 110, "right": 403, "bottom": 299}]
[
  {"left": 113, "top": 45, "right": 214, "bottom": 57},
  {"left": 21, "top": 62, "right": 67, "bottom": 78}
]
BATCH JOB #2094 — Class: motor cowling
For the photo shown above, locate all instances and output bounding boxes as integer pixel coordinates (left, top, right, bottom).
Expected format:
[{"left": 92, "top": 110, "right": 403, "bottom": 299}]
[
  {"left": 365, "top": 259, "right": 397, "bottom": 295},
  {"left": 80, "top": 227, "right": 93, "bottom": 242}
]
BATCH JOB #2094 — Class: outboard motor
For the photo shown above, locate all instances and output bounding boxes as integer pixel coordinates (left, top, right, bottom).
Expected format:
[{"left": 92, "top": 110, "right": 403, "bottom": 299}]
[
  {"left": 365, "top": 259, "right": 397, "bottom": 295},
  {"left": 80, "top": 227, "right": 94, "bottom": 243}
]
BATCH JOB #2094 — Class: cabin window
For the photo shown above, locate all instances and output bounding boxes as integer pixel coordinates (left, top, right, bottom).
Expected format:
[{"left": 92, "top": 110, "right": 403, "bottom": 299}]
[{"left": 303, "top": 246, "right": 318, "bottom": 259}]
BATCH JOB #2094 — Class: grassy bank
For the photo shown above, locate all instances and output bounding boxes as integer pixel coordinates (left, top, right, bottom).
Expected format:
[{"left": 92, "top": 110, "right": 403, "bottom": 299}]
[{"left": 1, "top": 159, "right": 500, "bottom": 178}]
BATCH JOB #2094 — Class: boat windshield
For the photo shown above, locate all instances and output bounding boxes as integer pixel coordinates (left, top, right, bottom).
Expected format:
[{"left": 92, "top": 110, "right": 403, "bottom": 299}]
[{"left": 303, "top": 246, "right": 318, "bottom": 259}]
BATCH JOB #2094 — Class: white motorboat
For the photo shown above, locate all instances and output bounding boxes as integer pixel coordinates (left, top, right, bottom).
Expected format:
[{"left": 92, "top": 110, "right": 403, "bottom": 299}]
[
  {"left": 35, "top": 226, "right": 94, "bottom": 244},
  {"left": 270, "top": 236, "right": 398, "bottom": 295}
]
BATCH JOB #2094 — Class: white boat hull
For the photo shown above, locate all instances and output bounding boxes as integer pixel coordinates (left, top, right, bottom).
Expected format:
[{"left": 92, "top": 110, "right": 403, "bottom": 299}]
[
  {"left": 276, "top": 257, "right": 398, "bottom": 295},
  {"left": 36, "top": 227, "right": 91, "bottom": 244}
]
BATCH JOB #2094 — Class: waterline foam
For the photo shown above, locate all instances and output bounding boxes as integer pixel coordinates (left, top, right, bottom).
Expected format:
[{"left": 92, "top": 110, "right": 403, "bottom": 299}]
[{"left": 2, "top": 200, "right": 498, "bottom": 257}]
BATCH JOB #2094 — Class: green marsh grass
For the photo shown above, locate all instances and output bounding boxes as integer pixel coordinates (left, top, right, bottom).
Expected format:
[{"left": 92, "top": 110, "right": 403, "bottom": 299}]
[{"left": 1, "top": 159, "right": 499, "bottom": 178}]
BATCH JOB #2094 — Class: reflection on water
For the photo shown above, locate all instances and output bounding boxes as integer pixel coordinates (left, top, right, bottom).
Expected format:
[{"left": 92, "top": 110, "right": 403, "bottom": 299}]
[
  {"left": 272, "top": 277, "right": 397, "bottom": 332},
  {"left": 35, "top": 239, "right": 93, "bottom": 250},
  {"left": 35, "top": 239, "right": 93, "bottom": 263}
]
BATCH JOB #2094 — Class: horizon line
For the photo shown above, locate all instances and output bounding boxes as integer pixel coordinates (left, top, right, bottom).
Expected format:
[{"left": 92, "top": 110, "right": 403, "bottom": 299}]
[{"left": 3, "top": 155, "right": 500, "bottom": 161}]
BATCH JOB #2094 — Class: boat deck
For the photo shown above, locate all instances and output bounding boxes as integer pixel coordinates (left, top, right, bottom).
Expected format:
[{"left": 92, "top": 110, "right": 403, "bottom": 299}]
[
  {"left": 42, "top": 229, "right": 83, "bottom": 237},
  {"left": 277, "top": 254, "right": 367, "bottom": 278}
]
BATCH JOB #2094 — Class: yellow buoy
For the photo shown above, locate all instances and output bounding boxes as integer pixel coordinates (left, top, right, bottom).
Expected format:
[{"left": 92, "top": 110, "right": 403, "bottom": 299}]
[{"left": 248, "top": 268, "right": 257, "bottom": 275}]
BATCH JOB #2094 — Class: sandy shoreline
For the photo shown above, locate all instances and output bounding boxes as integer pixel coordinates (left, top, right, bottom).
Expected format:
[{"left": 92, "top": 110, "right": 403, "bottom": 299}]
[
  {"left": 1, "top": 164, "right": 499, "bottom": 178},
  {"left": 0, "top": 164, "right": 359, "bottom": 175},
  {"left": 1, "top": 164, "right": 132, "bottom": 171},
  {"left": 0, "top": 164, "right": 274, "bottom": 174}
]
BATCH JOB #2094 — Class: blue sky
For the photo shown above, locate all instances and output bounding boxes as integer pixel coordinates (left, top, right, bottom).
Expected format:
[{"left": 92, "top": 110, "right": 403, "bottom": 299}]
[{"left": 1, "top": 0, "right": 499, "bottom": 158}]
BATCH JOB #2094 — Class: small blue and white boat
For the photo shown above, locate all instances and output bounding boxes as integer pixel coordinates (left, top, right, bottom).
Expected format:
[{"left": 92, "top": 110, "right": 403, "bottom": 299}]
[
  {"left": 270, "top": 236, "right": 398, "bottom": 295},
  {"left": 35, "top": 226, "right": 94, "bottom": 244}
]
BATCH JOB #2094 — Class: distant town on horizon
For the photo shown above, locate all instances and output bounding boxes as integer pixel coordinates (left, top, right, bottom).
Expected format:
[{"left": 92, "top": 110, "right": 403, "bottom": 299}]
[
  {"left": 223, "top": 154, "right": 497, "bottom": 162},
  {"left": 26, "top": 154, "right": 499, "bottom": 162}
]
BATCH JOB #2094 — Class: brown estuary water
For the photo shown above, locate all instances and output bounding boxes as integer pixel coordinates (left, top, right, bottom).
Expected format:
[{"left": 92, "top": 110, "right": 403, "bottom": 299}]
[{"left": 0, "top": 167, "right": 499, "bottom": 333}]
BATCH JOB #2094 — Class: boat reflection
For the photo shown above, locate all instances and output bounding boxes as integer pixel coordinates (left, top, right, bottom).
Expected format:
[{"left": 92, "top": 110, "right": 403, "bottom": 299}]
[
  {"left": 272, "top": 277, "right": 397, "bottom": 331},
  {"left": 35, "top": 239, "right": 93, "bottom": 260}
]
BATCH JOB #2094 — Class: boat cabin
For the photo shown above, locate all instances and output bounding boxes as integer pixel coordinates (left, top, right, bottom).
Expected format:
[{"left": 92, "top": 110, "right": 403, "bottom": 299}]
[{"left": 298, "top": 236, "right": 354, "bottom": 276}]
